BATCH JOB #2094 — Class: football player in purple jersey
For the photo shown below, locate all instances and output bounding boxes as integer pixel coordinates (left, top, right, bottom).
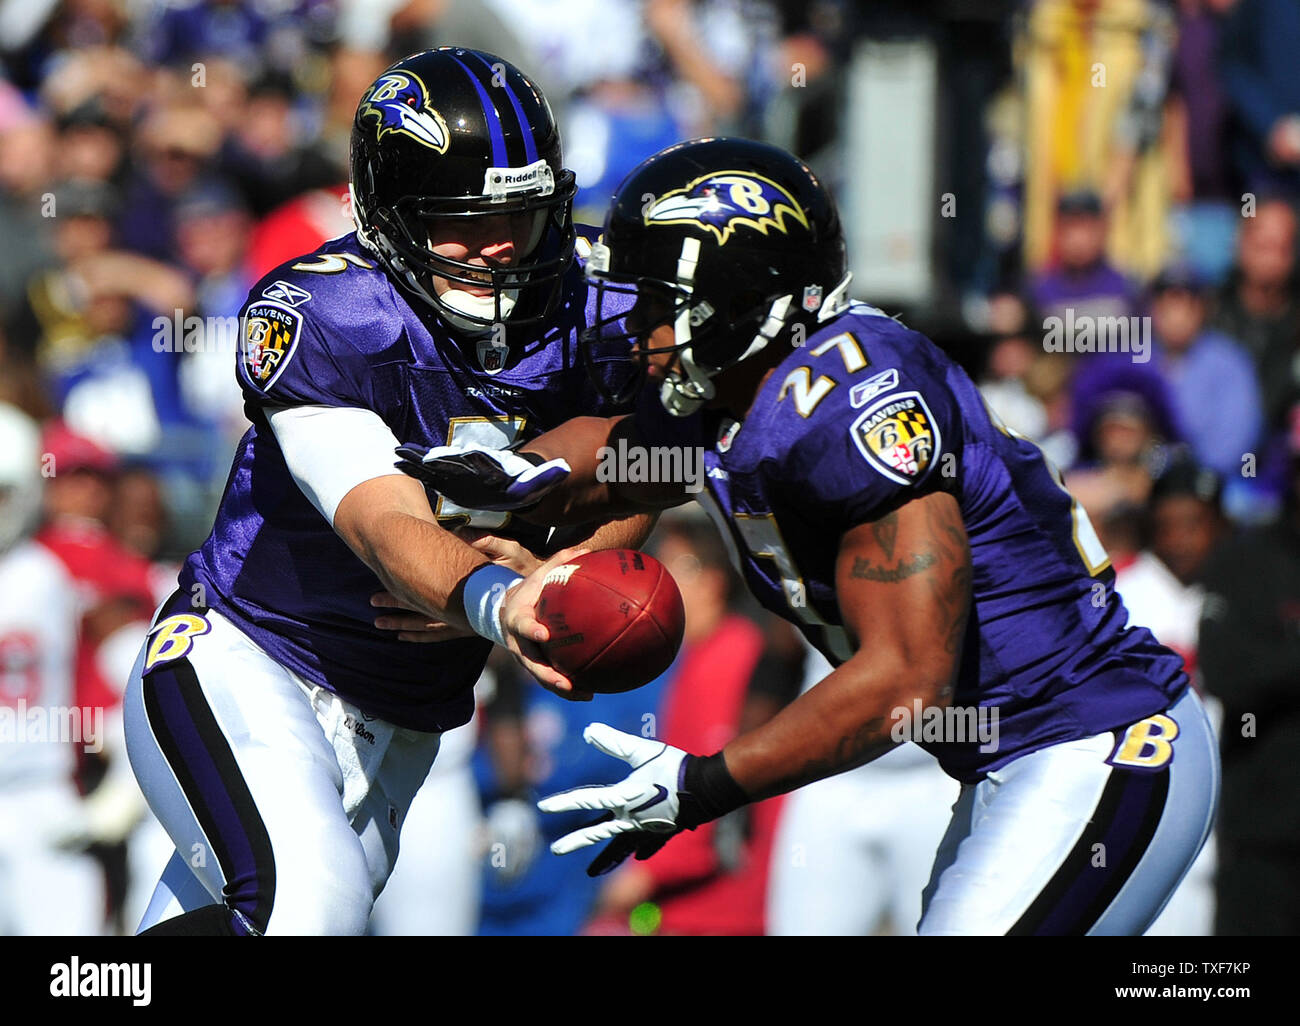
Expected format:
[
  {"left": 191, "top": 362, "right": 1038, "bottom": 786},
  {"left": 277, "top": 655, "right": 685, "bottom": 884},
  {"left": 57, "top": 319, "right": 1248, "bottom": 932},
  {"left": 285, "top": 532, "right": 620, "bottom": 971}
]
[
  {"left": 405, "top": 138, "right": 1220, "bottom": 935},
  {"left": 123, "top": 48, "right": 649, "bottom": 936}
]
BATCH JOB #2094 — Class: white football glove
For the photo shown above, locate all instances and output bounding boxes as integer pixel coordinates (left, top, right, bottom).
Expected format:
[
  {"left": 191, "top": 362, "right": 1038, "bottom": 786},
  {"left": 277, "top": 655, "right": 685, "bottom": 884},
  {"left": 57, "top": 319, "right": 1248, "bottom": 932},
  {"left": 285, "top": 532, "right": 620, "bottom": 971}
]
[{"left": 537, "top": 723, "right": 689, "bottom": 876}]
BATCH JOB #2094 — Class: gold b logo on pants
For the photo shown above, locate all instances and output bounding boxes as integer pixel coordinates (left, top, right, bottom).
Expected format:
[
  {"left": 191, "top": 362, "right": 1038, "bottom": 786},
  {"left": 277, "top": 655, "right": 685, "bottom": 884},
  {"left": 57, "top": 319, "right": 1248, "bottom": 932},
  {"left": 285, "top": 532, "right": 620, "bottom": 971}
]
[
  {"left": 145, "top": 614, "right": 211, "bottom": 672},
  {"left": 1108, "top": 713, "right": 1179, "bottom": 770}
]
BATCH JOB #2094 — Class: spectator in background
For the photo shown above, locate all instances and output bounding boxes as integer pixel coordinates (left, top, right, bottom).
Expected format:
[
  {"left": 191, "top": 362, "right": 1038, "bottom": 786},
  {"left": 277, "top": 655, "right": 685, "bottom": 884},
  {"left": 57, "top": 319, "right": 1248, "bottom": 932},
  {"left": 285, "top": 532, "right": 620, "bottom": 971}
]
[
  {"left": 1146, "top": 264, "right": 1262, "bottom": 482},
  {"left": 319, "top": 37, "right": 386, "bottom": 166},
  {"left": 978, "top": 290, "right": 1051, "bottom": 443},
  {"left": 186, "top": 57, "right": 251, "bottom": 140},
  {"left": 54, "top": 98, "right": 126, "bottom": 186},
  {"left": 1211, "top": 198, "right": 1300, "bottom": 434},
  {"left": 644, "top": 0, "right": 781, "bottom": 136},
  {"left": 107, "top": 465, "right": 172, "bottom": 566},
  {"left": 37, "top": 43, "right": 145, "bottom": 124},
  {"left": 13, "top": 178, "right": 195, "bottom": 461},
  {"left": 23, "top": 0, "right": 128, "bottom": 55},
  {"left": 172, "top": 181, "right": 255, "bottom": 447},
  {"left": 0, "top": 332, "right": 55, "bottom": 422},
  {"left": 1024, "top": 348, "right": 1080, "bottom": 469},
  {"left": 0, "top": 404, "right": 107, "bottom": 936},
  {"left": 1116, "top": 457, "right": 1227, "bottom": 935},
  {"left": 246, "top": 184, "right": 352, "bottom": 282},
  {"left": 589, "top": 514, "right": 794, "bottom": 936},
  {"left": 1199, "top": 406, "right": 1300, "bottom": 935},
  {"left": 16, "top": 177, "right": 118, "bottom": 367},
  {"left": 385, "top": 0, "right": 559, "bottom": 109},
  {"left": 103, "top": 460, "right": 178, "bottom": 933},
  {"left": 473, "top": 650, "right": 673, "bottom": 935},
  {"left": 1065, "top": 369, "right": 1182, "bottom": 564},
  {"left": 1164, "top": 0, "right": 1241, "bottom": 285},
  {"left": 1219, "top": 0, "right": 1300, "bottom": 199},
  {"left": 758, "top": 0, "right": 840, "bottom": 164},
  {"left": 34, "top": 423, "right": 161, "bottom": 934},
  {"left": 216, "top": 70, "right": 340, "bottom": 218},
  {"left": 1117, "top": 456, "right": 1225, "bottom": 677},
  {"left": 34, "top": 424, "right": 160, "bottom": 718},
  {"left": 1019, "top": 0, "right": 1176, "bottom": 280},
  {"left": 174, "top": 181, "right": 252, "bottom": 323},
  {"left": 132, "top": 0, "right": 277, "bottom": 73},
  {"left": 116, "top": 104, "right": 222, "bottom": 263},
  {"left": 978, "top": 284, "right": 1095, "bottom": 465},
  {"left": 0, "top": 105, "right": 58, "bottom": 326},
  {"left": 1029, "top": 190, "right": 1141, "bottom": 326}
]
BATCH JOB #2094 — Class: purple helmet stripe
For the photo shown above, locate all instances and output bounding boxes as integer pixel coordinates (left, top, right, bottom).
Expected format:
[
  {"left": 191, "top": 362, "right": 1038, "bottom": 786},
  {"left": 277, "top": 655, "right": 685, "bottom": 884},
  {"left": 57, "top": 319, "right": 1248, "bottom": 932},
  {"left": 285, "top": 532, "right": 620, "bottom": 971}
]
[
  {"left": 448, "top": 52, "right": 507, "bottom": 167},
  {"left": 465, "top": 50, "right": 537, "bottom": 165}
]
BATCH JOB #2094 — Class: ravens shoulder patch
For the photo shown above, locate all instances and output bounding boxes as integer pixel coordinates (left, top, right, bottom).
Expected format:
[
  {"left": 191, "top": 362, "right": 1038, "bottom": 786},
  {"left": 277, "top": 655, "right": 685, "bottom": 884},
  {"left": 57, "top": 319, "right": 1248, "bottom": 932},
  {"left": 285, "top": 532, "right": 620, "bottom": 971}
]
[
  {"left": 240, "top": 302, "right": 303, "bottom": 391},
  {"left": 849, "top": 390, "right": 940, "bottom": 484}
]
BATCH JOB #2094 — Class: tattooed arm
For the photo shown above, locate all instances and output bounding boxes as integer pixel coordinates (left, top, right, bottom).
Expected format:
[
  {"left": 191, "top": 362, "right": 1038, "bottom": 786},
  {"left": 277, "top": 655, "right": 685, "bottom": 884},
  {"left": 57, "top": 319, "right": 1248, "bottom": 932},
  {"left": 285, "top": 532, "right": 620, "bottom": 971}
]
[{"left": 721, "top": 490, "right": 972, "bottom": 800}]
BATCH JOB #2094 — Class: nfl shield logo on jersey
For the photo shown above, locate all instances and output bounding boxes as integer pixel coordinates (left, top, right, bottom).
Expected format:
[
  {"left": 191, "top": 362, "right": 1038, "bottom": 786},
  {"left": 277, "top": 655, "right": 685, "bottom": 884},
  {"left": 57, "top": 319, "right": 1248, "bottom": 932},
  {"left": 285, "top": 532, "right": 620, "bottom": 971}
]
[
  {"left": 476, "top": 337, "right": 507, "bottom": 374},
  {"left": 850, "top": 390, "right": 940, "bottom": 484}
]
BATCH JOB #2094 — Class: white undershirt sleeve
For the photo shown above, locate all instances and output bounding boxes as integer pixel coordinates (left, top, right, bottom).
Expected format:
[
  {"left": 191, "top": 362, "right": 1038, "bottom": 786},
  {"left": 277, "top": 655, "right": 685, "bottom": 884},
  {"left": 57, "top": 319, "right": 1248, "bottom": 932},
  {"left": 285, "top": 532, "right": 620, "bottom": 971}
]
[{"left": 266, "top": 404, "right": 408, "bottom": 526}]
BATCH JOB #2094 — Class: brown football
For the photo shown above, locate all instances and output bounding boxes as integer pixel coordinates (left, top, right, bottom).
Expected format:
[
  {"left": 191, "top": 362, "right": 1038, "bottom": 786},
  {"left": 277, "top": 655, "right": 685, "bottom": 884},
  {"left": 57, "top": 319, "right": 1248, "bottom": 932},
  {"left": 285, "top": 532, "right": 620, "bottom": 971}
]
[{"left": 535, "top": 549, "right": 686, "bottom": 693}]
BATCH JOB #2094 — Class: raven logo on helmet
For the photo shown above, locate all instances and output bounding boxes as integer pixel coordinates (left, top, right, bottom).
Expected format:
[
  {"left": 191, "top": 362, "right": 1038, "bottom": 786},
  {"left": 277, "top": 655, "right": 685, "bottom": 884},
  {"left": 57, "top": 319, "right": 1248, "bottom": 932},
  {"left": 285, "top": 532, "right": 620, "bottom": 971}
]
[
  {"left": 644, "top": 172, "right": 809, "bottom": 245},
  {"left": 359, "top": 72, "right": 450, "bottom": 153}
]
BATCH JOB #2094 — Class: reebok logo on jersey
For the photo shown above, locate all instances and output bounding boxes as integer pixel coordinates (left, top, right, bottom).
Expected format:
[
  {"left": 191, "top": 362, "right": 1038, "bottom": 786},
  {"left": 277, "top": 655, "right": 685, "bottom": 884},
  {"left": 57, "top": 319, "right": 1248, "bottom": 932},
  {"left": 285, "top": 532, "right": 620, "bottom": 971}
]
[
  {"left": 850, "top": 390, "right": 940, "bottom": 485},
  {"left": 261, "top": 280, "right": 312, "bottom": 307},
  {"left": 849, "top": 367, "right": 899, "bottom": 408},
  {"left": 241, "top": 302, "right": 303, "bottom": 391}
]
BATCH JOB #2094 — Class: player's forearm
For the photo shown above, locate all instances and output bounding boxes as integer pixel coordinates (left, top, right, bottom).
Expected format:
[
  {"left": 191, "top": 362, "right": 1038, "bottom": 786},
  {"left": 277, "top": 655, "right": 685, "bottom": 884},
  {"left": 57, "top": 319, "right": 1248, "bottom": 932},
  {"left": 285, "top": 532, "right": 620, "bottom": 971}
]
[
  {"left": 347, "top": 508, "right": 487, "bottom": 629},
  {"left": 519, "top": 416, "right": 621, "bottom": 522},
  {"left": 522, "top": 415, "right": 665, "bottom": 523},
  {"left": 547, "top": 511, "right": 657, "bottom": 554},
  {"left": 724, "top": 498, "right": 970, "bottom": 799},
  {"left": 721, "top": 652, "right": 952, "bottom": 801}
]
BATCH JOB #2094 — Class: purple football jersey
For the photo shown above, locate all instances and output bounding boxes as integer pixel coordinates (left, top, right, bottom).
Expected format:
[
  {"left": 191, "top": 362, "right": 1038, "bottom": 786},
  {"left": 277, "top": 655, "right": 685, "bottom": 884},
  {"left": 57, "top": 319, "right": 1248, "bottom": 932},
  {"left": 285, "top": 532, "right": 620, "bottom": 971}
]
[
  {"left": 179, "top": 231, "right": 634, "bottom": 732},
  {"left": 635, "top": 302, "right": 1188, "bottom": 781}
]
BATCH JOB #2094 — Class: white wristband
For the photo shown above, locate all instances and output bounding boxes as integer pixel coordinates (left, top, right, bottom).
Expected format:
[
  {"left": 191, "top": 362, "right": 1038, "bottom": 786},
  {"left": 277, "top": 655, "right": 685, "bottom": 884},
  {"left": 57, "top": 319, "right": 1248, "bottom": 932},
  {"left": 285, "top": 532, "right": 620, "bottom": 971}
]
[{"left": 463, "top": 564, "right": 524, "bottom": 648}]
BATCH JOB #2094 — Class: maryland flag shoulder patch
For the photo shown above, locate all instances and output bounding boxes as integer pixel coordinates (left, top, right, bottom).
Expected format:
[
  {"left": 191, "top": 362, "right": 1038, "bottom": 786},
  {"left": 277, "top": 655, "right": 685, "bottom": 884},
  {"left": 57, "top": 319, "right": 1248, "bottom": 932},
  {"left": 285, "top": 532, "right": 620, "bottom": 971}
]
[
  {"left": 850, "top": 390, "right": 940, "bottom": 485},
  {"left": 241, "top": 302, "right": 303, "bottom": 391}
]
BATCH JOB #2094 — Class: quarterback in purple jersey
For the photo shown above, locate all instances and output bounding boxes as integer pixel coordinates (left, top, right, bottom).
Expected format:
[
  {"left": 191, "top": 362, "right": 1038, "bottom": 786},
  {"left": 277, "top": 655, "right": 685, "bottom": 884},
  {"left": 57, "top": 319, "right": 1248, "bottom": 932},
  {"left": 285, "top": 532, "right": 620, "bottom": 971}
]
[
  {"left": 122, "top": 49, "right": 649, "bottom": 936},
  {"left": 407, "top": 138, "right": 1220, "bottom": 934}
]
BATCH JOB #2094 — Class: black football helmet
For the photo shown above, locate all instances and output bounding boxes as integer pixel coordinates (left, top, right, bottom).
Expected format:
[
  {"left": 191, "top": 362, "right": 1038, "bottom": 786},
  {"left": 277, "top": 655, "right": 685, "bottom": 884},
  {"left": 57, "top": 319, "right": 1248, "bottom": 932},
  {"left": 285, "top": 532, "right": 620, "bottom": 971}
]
[
  {"left": 583, "top": 137, "right": 849, "bottom": 415},
  {"left": 349, "top": 48, "right": 577, "bottom": 334}
]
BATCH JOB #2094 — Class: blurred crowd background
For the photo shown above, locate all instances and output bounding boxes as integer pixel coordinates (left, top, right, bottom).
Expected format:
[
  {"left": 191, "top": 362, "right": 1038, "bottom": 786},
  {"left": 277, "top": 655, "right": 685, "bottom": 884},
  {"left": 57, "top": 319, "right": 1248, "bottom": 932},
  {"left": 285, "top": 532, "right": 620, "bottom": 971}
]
[{"left": 1, "top": 0, "right": 1298, "bottom": 936}]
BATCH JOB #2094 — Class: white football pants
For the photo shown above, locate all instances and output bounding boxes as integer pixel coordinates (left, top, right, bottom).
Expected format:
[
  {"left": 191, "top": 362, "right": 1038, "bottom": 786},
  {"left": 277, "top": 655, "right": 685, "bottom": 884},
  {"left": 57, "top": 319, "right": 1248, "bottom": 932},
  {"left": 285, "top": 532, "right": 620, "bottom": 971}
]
[
  {"left": 124, "top": 595, "right": 442, "bottom": 935},
  {"left": 919, "top": 687, "right": 1219, "bottom": 935}
]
